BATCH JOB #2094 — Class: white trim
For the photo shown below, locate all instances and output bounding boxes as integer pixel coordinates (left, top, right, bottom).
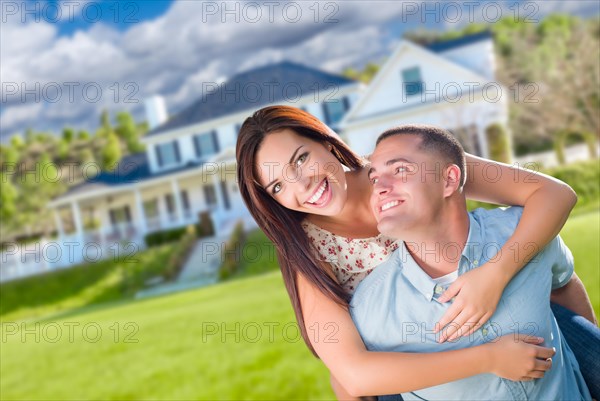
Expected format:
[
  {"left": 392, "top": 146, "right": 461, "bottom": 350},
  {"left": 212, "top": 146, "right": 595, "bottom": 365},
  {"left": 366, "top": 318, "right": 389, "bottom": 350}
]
[
  {"left": 141, "top": 83, "right": 361, "bottom": 145},
  {"left": 339, "top": 40, "right": 491, "bottom": 128},
  {"left": 48, "top": 152, "right": 237, "bottom": 208}
]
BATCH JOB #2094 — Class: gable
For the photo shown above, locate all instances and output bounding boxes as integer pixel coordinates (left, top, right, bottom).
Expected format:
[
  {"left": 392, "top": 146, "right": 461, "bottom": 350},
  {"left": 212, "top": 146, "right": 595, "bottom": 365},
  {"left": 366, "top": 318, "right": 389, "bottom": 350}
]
[{"left": 342, "top": 41, "right": 492, "bottom": 124}]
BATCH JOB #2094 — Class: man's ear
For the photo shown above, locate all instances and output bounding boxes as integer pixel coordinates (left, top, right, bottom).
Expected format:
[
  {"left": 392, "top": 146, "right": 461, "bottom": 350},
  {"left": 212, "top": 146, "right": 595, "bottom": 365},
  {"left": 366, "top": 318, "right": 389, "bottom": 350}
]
[{"left": 443, "top": 164, "right": 462, "bottom": 197}]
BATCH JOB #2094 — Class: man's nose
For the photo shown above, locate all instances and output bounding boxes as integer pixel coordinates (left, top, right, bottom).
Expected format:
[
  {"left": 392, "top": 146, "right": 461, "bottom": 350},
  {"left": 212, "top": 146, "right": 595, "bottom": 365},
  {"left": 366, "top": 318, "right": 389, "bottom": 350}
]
[{"left": 374, "top": 176, "right": 392, "bottom": 196}]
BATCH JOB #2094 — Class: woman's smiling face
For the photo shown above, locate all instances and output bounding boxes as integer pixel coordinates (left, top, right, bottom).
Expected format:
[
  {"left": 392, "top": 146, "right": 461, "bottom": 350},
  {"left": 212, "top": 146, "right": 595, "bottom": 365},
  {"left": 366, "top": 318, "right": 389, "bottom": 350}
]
[{"left": 255, "top": 128, "right": 348, "bottom": 216}]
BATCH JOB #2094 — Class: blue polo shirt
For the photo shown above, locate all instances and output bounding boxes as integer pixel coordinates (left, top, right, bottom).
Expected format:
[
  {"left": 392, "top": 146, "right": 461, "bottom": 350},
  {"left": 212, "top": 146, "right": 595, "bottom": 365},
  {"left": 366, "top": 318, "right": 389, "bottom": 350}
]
[{"left": 350, "top": 207, "right": 591, "bottom": 400}]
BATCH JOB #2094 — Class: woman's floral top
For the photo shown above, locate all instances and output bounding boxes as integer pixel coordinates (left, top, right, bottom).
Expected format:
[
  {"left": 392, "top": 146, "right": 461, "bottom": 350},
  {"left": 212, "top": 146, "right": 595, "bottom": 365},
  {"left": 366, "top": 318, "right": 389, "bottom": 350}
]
[{"left": 302, "top": 220, "right": 400, "bottom": 294}]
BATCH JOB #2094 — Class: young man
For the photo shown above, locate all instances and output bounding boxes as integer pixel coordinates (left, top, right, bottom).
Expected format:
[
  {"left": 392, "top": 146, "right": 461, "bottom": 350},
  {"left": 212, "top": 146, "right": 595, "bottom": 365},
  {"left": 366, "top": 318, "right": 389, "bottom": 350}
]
[{"left": 350, "top": 125, "right": 592, "bottom": 400}]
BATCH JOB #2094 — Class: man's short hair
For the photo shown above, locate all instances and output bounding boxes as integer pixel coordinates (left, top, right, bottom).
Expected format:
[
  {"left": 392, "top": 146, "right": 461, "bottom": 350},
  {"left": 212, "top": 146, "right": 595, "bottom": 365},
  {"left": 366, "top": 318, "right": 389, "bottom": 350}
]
[{"left": 376, "top": 125, "right": 466, "bottom": 188}]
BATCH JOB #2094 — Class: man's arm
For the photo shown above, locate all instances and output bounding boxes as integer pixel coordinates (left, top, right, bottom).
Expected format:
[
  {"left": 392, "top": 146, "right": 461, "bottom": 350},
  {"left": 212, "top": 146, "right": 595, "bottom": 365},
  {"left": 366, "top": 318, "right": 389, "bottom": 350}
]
[{"left": 550, "top": 273, "right": 597, "bottom": 325}]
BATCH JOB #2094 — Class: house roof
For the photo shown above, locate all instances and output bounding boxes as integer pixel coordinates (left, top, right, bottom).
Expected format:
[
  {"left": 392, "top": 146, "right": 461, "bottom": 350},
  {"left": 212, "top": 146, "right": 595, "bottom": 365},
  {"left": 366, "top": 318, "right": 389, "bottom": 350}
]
[
  {"left": 146, "top": 61, "right": 356, "bottom": 137},
  {"left": 51, "top": 152, "right": 218, "bottom": 203},
  {"left": 424, "top": 30, "right": 492, "bottom": 53}
]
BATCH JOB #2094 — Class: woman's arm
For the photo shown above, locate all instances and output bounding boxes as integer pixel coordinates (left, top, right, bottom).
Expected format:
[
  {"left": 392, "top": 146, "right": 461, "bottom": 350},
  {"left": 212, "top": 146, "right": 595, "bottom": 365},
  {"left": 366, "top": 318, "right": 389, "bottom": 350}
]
[
  {"left": 297, "top": 273, "right": 554, "bottom": 397},
  {"left": 463, "top": 153, "right": 577, "bottom": 273},
  {"left": 435, "top": 154, "right": 578, "bottom": 341}
]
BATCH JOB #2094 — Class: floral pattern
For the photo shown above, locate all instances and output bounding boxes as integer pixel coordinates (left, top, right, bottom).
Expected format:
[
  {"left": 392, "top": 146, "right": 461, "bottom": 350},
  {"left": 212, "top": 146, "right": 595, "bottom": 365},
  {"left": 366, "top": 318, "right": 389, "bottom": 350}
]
[{"left": 302, "top": 220, "right": 400, "bottom": 294}]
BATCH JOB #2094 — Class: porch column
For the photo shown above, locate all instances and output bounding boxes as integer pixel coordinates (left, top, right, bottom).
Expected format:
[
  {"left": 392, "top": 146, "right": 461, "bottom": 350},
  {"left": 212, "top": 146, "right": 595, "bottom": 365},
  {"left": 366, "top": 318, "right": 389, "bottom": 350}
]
[
  {"left": 211, "top": 171, "right": 224, "bottom": 211},
  {"left": 71, "top": 201, "right": 83, "bottom": 239},
  {"left": 53, "top": 208, "right": 65, "bottom": 238},
  {"left": 171, "top": 179, "right": 184, "bottom": 224},
  {"left": 477, "top": 124, "right": 490, "bottom": 159},
  {"left": 134, "top": 188, "right": 147, "bottom": 234}
]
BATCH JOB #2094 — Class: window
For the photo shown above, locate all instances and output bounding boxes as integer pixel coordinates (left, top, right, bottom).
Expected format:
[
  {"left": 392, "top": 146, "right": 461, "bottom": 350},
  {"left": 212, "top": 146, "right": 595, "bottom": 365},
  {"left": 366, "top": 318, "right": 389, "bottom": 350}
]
[
  {"left": 203, "top": 184, "right": 217, "bottom": 207},
  {"left": 155, "top": 141, "right": 180, "bottom": 167},
  {"left": 449, "top": 125, "right": 482, "bottom": 156},
  {"left": 143, "top": 199, "right": 159, "bottom": 219},
  {"left": 402, "top": 67, "right": 423, "bottom": 96},
  {"left": 322, "top": 96, "right": 349, "bottom": 126},
  {"left": 165, "top": 194, "right": 175, "bottom": 215},
  {"left": 181, "top": 190, "right": 190, "bottom": 211},
  {"left": 109, "top": 206, "right": 132, "bottom": 226},
  {"left": 194, "top": 131, "right": 219, "bottom": 158}
]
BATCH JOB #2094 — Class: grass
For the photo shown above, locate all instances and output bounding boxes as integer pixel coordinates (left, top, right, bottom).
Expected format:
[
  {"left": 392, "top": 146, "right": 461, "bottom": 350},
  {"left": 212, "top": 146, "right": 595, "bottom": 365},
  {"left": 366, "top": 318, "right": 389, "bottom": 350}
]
[
  {"left": 0, "top": 243, "right": 178, "bottom": 322},
  {"left": 0, "top": 211, "right": 597, "bottom": 399},
  {"left": 559, "top": 210, "right": 600, "bottom": 319},
  {"left": 0, "top": 272, "right": 333, "bottom": 400}
]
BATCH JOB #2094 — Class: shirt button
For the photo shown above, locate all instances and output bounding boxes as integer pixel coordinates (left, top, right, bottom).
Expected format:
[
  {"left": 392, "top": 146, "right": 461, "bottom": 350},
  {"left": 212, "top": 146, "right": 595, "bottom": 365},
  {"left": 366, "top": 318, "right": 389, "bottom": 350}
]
[
  {"left": 434, "top": 285, "right": 444, "bottom": 294},
  {"left": 481, "top": 327, "right": 488, "bottom": 336},
  {"left": 473, "top": 260, "right": 479, "bottom": 267}
]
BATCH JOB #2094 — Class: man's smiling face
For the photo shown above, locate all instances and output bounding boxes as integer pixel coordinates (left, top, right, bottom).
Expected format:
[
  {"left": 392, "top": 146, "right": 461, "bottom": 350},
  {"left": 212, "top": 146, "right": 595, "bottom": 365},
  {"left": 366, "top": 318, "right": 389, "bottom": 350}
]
[{"left": 368, "top": 134, "right": 449, "bottom": 239}]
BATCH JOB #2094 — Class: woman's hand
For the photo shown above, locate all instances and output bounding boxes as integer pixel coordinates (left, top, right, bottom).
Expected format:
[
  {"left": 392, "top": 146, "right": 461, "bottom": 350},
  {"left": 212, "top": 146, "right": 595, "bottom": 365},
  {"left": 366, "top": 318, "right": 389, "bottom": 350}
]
[
  {"left": 487, "top": 334, "right": 555, "bottom": 381},
  {"left": 436, "top": 266, "right": 510, "bottom": 342}
]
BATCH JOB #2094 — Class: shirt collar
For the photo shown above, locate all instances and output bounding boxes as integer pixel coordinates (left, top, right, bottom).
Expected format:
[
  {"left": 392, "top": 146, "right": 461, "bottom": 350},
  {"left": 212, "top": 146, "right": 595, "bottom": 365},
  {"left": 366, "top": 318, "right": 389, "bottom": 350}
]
[
  {"left": 461, "top": 212, "right": 484, "bottom": 267},
  {"left": 398, "top": 213, "right": 483, "bottom": 302},
  {"left": 398, "top": 242, "right": 439, "bottom": 302}
]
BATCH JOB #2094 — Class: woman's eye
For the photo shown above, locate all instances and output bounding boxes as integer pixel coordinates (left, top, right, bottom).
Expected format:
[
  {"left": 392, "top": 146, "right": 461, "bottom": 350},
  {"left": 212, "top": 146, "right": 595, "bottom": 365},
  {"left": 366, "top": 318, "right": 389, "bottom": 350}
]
[
  {"left": 295, "top": 153, "right": 308, "bottom": 167},
  {"left": 272, "top": 183, "right": 282, "bottom": 195},
  {"left": 395, "top": 166, "right": 407, "bottom": 174},
  {"left": 370, "top": 177, "right": 378, "bottom": 185}
]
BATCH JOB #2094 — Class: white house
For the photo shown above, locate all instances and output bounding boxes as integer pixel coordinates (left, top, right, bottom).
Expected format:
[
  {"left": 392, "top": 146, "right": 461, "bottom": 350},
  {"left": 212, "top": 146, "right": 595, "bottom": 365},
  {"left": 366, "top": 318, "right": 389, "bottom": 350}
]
[
  {"left": 1, "top": 32, "right": 509, "bottom": 281},
  {"left": 340, "top": 31, "right": 509, "bottom": 158},
  {"left": 0, "top": 61, "right": 361, "bottom": 280}
]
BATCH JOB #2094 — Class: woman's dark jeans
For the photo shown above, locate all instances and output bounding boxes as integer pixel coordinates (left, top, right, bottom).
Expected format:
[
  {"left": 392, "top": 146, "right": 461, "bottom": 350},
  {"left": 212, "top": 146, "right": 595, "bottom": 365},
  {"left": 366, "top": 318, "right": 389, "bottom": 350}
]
[{"left": 378, "top": 303, "right": 599, "bottom": 401}]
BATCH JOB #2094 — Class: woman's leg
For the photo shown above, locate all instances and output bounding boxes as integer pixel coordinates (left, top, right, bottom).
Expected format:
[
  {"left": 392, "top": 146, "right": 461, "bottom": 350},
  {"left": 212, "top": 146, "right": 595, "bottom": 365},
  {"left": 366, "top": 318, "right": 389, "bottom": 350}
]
[{"left": 552, "top": 302, "right": 600, "bottom": 399}]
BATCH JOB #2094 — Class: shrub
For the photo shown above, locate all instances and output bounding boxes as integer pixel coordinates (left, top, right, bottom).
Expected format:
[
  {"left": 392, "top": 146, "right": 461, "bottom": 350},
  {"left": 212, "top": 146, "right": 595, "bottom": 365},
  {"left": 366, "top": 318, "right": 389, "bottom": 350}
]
[
  {"left": 162, "top": 225, "right": 198, "bottom": 281},
  {"left": 144, "top": 227, "right": 188, "bottom": 247},
  {"left": 486, "top": 123, "right": 512, "bottom": 164},
  {"left": 543, "top": 160, "right": 600, "bottom": 207},
  {"left": 219, "top": 221, "right": 246, "bottom": 281}
]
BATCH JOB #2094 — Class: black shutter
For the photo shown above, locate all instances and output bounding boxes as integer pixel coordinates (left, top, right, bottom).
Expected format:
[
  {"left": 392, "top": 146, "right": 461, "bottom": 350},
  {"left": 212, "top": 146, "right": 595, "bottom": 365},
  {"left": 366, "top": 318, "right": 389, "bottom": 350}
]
[
  {"left": 321, "top": 103, "right": 330, "bottom": 125},
  {"left": 181, "top": 190, "right": 190, "bottom": 210},
  {"left": 211, "top": 130, "right": 220, "bottom": 153},
  {"left": 124, "top": 206, "right": 132, "bottom": 222},
  {"left": 173, "top": 140, "right": 181, "bottom": 163},
  {"left": 193, "top": 135, "right": 201, "bottom": 158},
  {"left": 109, "top": 209, "right": 116, "bottom": 225},
  {"left": 343, "top": 96, "right": 350, "bottom": 111},
  {"left": 155, "top": 145, "right": 163, "bottom": 167}
]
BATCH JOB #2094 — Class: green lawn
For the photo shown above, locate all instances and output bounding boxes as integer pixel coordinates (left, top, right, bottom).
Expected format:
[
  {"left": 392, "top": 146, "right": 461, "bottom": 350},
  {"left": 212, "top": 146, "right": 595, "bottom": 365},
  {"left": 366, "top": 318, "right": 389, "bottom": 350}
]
[
  {"left": 0, "top": 211, "right": 598, "bottom": 400},
  {"left": 0, "top": 243, "right": 179, "bottom": 322},
  {"left": 559, "top": 210, "right": 600, "bottom": 319}
]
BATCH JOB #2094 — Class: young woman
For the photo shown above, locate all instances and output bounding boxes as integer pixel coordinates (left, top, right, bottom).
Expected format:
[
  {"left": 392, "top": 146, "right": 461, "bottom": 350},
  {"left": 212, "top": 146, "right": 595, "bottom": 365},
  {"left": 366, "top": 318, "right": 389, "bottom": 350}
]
[{"left": 236, "top": 105, "right": 597, "bottom": 398}]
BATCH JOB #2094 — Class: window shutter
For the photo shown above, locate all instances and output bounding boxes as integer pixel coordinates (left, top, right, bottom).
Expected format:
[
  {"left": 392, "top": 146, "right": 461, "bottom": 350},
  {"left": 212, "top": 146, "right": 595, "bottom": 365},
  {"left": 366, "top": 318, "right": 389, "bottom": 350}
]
[
  {"left": 211, "top": 130, "right": 220, "bottom": 153},
  {"left": 343, "top": 96, "right": 350, "bottom": 111},
  {"left": 193, "top": 136, "right": 201, "bottom": 158},
  {"left": 321, "top": 103, "right": 330, "bottom": 125},
  {"left": 173, "top": 140, "right": 181, "bottom": 163},
  {"left": 124, "top": 206, "right": 132, "bottom": 222},
  {"left": 155, "top": 145, "right": 163, "bottom": 167}
]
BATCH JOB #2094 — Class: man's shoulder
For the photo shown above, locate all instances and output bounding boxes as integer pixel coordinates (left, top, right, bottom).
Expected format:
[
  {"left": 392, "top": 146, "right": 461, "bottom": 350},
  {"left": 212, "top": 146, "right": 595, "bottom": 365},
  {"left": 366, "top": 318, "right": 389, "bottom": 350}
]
[{"left": 470, "top": 206, "right": 524, "bottom": 242}]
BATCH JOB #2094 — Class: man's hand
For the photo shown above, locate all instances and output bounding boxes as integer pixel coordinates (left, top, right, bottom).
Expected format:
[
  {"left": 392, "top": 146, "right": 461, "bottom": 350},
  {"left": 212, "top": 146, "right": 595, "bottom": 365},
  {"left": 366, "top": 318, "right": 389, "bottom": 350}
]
[{"left": 436, "top": 266, "right": 509, "bottom": 342}]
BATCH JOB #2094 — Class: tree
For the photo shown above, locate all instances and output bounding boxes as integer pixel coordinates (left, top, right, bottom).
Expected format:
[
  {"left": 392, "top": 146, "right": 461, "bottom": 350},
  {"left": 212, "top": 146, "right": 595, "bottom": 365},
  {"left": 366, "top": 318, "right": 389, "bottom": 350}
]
[
  {"left": 0, "top": 173, "right": 18, "bottom": 222},
  {"left": 77, "top": 130, "right": 90, "bottom": 140},
  {"left": 62, "top": 128, "right": 75, "bottom": 143},
  {"left": 115, "top": 111, "right": 144, "bottom": 153},
  {"left": 101, "top": 132, "right": 122, "bottom": 171}
]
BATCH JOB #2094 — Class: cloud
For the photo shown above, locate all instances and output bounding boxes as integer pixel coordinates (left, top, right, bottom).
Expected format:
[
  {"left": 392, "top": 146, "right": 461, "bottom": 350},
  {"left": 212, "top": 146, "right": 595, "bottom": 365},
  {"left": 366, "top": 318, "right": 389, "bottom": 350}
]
[{"left": 1, "top": 0, "right": 596, "bottom": 141}]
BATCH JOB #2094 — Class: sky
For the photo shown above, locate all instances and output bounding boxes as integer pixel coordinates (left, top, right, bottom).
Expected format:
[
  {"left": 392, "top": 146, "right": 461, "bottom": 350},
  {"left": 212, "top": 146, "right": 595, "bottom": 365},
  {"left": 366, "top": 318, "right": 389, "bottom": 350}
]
[{"left": 1, "top": 0, "right": 599, "bottom": 142}]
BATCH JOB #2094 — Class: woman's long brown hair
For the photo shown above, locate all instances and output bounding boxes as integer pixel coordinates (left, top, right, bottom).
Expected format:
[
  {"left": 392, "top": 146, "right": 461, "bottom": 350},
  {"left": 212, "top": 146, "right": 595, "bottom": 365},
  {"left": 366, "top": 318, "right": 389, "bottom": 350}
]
[{"left": 236, "top": 105, "right": 365, "bottom": 357}]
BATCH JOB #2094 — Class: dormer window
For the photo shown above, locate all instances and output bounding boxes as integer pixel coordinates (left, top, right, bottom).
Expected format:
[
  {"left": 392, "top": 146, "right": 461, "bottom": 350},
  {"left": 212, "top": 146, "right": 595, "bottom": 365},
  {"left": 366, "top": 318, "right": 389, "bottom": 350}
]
[
  {"left": 194, "top": 130, "right": 220, "bottom": 159},
  {"left": 322, "top": 96, "right": 350, "bottom": 126},
  {"left": 155, "top": 140, "right": 180, "bottom": 168},
  {"left": 402, "top": 67, "right": 423, "bottom": 96}
]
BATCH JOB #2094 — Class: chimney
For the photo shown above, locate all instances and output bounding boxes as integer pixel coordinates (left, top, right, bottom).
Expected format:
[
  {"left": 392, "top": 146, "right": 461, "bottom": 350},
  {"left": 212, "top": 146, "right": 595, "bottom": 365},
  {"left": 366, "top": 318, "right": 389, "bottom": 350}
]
[{"left": 144, "top": 96, "right": 168, "bottom": 130}]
